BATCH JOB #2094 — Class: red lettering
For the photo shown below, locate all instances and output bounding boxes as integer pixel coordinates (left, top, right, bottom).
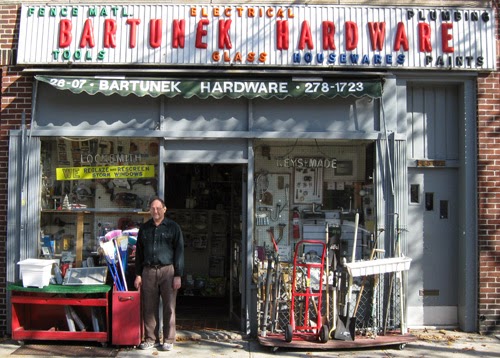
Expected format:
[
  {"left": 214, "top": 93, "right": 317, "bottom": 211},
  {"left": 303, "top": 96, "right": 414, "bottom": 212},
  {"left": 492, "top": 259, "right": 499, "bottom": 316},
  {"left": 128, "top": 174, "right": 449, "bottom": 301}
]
[
  {"left": 298, "top": 21, "right": 314, "bottom": 50},
  {"left": 218, "top": 19, "right": 232, "bottom": 49},
  {"left": 126, "top": 19, "right": 140, "bottom": 48},
  {"left": 79, "top": 19, "right": 95, "bottom": 48},
  {"left": 195, "top": 19, "right": 209, "bottom": 49},
  {"left": 172, "top": 19, "right": 185, "bottom": 48},
  {"left": 345, "top": 21, "right": 358, "bottom": 51},
  {"left": 149, "top": 19, "right": 162, "bottom": 48},
  {"left": 418, "top": 23, "right": 432, "bottom": 52},
  {"left": 322, "top": 21, "right": 336, "bottom": 50},
  {"left": 59, "top": 19, "right": 72, "bottom": 48},
  {"left": 394, "top": 22, "right": 409, "bottom": 51},
  {"left": 441, "top": 23, "right": 454, "bottom": 53},
  {"left": 276, "top": 20, "right": 289, "bottom": 50},
  {"left": 368, "top": 22, "right": 385, "bottom": 51},
  {"left": 103, "top": 19, "right": 117, "bottom": 48}
]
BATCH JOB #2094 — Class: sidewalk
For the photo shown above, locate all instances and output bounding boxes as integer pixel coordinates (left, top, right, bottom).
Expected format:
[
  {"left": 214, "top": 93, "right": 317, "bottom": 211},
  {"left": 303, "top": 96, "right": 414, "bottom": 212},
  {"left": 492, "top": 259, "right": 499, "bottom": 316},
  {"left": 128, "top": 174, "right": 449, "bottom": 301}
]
[{"left": 1, "top": 329, "right": 498, "bottom": 357}]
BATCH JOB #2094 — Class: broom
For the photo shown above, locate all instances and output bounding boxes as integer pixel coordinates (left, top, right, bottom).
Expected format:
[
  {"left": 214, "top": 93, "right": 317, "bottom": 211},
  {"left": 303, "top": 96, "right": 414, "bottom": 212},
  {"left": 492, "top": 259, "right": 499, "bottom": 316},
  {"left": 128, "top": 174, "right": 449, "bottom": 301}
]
[
  {"left": 104, "top": 230, "right": 128, "bottom": 291},
  {"left": 99, "top": 239, "right": 124, "bottom": 291}
]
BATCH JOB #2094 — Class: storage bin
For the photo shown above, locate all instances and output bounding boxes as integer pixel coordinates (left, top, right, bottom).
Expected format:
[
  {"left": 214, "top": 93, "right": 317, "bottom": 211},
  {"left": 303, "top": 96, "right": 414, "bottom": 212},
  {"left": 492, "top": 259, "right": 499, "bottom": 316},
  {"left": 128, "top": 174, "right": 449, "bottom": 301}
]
[{"left": 17, "top": 258, "right": 57, "bottom": 288}]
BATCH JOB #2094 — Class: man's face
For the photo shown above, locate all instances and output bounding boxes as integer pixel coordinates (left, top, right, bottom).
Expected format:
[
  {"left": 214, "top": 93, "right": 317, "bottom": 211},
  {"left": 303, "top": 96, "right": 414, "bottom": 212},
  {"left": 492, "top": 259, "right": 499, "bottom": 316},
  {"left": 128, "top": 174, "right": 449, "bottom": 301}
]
[{"left": 150, "top": 200, "right": 166, "bottom": 221}]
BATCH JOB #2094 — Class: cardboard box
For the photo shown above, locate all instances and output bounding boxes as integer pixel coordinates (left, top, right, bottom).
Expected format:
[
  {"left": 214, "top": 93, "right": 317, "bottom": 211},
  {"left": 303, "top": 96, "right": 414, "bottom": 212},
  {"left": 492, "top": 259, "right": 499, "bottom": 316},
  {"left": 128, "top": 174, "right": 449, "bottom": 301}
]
[{"left": 17, "top": 258, "right": 56, "bottom": 288}]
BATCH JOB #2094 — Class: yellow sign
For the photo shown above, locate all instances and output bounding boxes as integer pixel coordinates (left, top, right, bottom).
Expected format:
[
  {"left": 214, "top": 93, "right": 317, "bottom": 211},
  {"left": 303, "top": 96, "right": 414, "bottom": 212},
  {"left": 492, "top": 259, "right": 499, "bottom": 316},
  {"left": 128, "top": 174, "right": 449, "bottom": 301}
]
[{"left": 56, "top": 165, "right": 155, "bottom": 180}]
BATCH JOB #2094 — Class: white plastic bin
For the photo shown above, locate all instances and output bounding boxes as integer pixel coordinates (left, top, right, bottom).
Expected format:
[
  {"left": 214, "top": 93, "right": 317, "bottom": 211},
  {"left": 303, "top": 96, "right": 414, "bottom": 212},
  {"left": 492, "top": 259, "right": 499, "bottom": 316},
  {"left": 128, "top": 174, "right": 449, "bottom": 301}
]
[
  {"left": 17, "top": 258, "right": 56, "bottom": 288},
  {"left": 345, "top": 257, "right": 412, "bottom": 277}
]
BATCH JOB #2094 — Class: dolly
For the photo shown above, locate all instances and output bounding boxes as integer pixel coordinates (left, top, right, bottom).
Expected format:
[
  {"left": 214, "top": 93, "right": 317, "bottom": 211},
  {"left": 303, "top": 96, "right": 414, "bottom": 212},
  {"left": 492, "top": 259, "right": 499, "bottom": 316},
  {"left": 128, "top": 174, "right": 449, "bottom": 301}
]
[{"left": 284, "top": 239, "right": 329, "bottom": 344}]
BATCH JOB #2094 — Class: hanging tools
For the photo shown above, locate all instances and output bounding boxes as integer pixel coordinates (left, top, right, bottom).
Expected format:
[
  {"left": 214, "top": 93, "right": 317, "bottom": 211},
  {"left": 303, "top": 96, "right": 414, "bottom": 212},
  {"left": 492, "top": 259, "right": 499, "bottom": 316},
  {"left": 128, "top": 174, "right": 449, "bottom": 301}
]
[
  {"left": 324, "top": 223, "right": 330, "bottom": 327},
  {"left": 260, "top": 227, "right": 282, "bottom": 336},
  {"left": 335, "top": 212, "right": 359, "bottom": 341},
  {"left": 277, "top": 223, "right": 286, "bottom": 244}
]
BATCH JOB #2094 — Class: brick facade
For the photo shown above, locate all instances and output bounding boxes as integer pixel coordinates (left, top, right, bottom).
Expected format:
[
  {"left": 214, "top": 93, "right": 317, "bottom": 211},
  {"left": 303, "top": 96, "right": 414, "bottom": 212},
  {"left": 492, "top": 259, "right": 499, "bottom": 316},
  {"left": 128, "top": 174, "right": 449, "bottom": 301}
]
[
  {"left": 1, "top": 3, "right": 33, "bottom": 337},
  {"left": 477, "top": 0, "right": 500, "bottom": 335},
  {"left": 1, "top": 1, "right": 499, "bottom": 337}
]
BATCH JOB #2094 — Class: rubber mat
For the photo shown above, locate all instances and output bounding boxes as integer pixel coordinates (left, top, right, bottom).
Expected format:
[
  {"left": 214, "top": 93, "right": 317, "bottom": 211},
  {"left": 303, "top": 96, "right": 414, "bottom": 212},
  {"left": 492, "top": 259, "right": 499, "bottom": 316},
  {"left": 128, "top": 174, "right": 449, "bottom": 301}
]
[{"left": 12, "top": 343, "right": 118, "bottom": 357}]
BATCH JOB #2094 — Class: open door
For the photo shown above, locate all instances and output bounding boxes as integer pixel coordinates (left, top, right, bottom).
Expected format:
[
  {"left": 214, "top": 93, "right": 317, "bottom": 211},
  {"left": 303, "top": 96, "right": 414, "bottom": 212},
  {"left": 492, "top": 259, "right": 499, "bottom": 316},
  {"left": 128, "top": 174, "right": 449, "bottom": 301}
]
[{"left": 164, "top": 163, "right": 244, "bottom": 330}]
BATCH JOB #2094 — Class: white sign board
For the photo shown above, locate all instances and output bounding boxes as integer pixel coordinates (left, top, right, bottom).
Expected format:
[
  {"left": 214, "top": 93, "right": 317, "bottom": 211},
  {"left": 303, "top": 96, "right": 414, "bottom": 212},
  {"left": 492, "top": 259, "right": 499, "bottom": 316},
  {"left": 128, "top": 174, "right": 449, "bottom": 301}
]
[{"left": 17, "top": 4, "right": 496, "bottom": 71}]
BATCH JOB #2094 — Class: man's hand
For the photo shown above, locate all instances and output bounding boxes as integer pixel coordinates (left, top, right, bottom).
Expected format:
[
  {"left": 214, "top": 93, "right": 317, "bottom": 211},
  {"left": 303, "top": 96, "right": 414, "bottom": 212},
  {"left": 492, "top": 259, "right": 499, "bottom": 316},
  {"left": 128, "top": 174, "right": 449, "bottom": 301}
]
[
  {"left": 134, "top": 275, "right": 142, "bottom": 290},
  {"left": 173, "top": 276, "right": 181, "bottom": 290}
]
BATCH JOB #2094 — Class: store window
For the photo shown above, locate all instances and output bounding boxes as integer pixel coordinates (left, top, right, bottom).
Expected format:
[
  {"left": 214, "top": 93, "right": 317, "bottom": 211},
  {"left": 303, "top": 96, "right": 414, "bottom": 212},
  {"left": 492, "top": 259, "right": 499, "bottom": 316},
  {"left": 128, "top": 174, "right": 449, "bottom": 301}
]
[{"left": 40, "top": 137, "right": 158, "bottom": 263}]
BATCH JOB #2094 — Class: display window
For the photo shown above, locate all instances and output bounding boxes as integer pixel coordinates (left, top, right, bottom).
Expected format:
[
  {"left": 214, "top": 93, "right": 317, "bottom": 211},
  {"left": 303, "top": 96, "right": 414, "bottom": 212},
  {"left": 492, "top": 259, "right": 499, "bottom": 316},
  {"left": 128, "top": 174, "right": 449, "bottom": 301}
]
[{"left": 39, "top": 137, "right": 158, "bottom": 265}]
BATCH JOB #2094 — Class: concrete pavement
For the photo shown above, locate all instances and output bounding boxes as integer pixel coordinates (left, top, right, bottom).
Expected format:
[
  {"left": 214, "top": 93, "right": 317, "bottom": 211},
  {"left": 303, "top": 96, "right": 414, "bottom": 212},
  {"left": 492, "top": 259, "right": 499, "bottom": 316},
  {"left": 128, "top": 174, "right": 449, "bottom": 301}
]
[{"left": 1, "top": 329, "right": 499, "bottom": 357}]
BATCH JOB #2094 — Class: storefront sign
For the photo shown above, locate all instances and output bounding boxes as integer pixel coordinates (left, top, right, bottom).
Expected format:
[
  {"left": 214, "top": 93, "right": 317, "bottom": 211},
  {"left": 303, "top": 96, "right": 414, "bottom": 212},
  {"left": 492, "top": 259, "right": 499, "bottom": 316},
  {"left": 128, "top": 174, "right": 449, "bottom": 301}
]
[
  {"left": 80, "top": 153, "right": 143, "bottom": 164},
  {"left": 56, "top": 165, "right": 155, "bottom": 180},
  {"left": 18, "top": 4, "right": 495, "bottom": 71},
  {"left": 35, "top": 75, "right": 383, "bottom": 99},
  {"left": 276, "top": 157, "right": 337, "bottom": 169}
]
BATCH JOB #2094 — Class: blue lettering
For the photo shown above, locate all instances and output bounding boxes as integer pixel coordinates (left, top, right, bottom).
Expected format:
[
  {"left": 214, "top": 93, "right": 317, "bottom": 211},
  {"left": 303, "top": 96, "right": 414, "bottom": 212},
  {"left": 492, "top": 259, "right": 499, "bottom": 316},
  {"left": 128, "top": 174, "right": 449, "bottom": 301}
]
[
  {"left": 304, "top": 52, "right": 313, "bottom": 63},
  {"left": 374, "top": 54, "right": 382, "bottom": 64},
  {"left": 316, "top": 53, "right": 324, "bottom": 63},
  {"left": 328, "top": 53, "right": 336, "bottom": 64},
  {"left": 362, "top": 54, "right": 370, "bottom": 64},
  {"left": 340, "top": 54, "right": 347, "bottom": 63},
  {"left": 350, "top": 54, "right": 359, "bottom": 64},
  {"left": 293, "top": 53, "right": 301, "bottom": 63},
  {"left": 386, "top": 54, "right": 393, "bottom": 64},
  {"left": 397, "top": 54, "right": 405, "bottom": 64}
]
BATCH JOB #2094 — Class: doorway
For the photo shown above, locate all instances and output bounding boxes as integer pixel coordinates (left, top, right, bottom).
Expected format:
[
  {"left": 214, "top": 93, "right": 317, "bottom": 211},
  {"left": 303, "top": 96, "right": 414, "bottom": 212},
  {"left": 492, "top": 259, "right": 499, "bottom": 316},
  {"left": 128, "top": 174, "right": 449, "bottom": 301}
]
[
  {"left": 407, "top": 168, "right": 459, "bottom": 327},
  {"left": 164, "top": 163, "right": 244, "bottom": 330}
]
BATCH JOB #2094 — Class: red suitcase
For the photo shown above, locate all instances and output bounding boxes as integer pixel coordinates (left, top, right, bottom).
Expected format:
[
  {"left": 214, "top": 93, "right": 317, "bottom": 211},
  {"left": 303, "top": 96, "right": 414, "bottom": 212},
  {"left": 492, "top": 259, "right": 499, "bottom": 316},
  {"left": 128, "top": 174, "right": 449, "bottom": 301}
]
[{"left": 112, "top": 289, "right": 142, "bottom": 346}]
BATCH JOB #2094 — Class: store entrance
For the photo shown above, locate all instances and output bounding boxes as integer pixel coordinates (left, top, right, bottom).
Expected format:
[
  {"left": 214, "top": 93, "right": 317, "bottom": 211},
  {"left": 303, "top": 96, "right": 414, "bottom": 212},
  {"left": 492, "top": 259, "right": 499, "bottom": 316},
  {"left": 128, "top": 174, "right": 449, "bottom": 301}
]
[{"left": 164, "top": 163, "right": 244, "bottom": 331}]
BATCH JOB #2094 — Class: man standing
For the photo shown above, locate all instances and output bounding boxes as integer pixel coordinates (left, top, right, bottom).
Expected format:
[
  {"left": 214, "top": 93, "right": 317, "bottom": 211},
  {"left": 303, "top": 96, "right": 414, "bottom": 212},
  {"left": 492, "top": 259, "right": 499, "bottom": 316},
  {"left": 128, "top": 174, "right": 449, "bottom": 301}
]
[{"left": 134, "top": 197, "right": 184, "bottom": 351}]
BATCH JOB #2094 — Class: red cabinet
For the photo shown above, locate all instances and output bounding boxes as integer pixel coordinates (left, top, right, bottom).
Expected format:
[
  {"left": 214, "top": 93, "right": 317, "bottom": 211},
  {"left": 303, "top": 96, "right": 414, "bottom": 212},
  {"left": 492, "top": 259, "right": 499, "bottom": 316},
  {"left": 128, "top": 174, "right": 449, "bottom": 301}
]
[
  {"left": 111, "top": 289, "right": 142, "bottom": 346},
  {"left": 9, "top": 283, "right": 110, "bottom": 343}
]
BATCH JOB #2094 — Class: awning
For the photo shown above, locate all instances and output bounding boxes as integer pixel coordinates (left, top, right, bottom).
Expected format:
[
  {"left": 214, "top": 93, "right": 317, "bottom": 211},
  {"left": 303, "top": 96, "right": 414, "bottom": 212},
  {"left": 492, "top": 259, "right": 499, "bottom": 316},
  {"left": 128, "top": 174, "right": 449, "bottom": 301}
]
[{"left": 35, "top": 75, "right": 383, "bottom": 100}]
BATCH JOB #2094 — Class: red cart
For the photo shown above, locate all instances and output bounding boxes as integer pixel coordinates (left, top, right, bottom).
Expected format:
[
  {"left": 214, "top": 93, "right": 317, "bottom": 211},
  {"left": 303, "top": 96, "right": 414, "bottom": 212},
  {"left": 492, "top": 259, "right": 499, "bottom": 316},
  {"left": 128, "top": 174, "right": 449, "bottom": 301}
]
[{"left": 285, "top": 240, "right": 329, "bottom": 343}]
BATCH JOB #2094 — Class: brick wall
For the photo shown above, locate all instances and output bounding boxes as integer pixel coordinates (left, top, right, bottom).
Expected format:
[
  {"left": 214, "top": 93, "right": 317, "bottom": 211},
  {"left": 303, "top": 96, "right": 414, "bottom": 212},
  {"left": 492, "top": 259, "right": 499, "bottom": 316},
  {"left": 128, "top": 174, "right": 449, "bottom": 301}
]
[
  {"left": 477, "top": 0, "right": 500, "bottom": 335},
  {"left": 0, "top": 0, "right": 499, "bottom": 337},
  {"left": 0, "top": 3, "right": 33, "bottom": 337}
]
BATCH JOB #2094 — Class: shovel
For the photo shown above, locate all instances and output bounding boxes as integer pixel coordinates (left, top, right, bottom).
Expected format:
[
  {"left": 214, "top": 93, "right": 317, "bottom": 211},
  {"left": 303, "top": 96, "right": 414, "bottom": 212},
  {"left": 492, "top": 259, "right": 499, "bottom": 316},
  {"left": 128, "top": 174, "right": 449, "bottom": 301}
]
[{"left": 334, "top": 212, "right": 359, "bottom": 341}]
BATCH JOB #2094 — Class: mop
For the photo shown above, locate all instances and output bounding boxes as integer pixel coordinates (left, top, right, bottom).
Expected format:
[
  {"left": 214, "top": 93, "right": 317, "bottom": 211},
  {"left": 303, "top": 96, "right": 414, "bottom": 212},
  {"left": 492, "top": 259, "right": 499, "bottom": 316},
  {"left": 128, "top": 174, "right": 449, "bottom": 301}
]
[
  {"left": 116, "top": 235, "right": 129, "bottom": 274},
  {"left": 99, "top": 238, "right": 124, "bottom": 291},
  {"left": 113, "top": 235, "right": 129, "bottom": 291},
  {"left": 105, "top": 230, "right": 128, "bottom": 291}
]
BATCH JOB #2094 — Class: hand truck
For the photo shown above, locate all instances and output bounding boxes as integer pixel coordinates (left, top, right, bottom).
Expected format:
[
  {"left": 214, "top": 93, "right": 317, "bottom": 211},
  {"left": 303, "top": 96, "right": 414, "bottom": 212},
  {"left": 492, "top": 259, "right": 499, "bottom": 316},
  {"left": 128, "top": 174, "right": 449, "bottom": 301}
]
[{"left": 285, "top": 240, "right": 329, "bottom": 343}]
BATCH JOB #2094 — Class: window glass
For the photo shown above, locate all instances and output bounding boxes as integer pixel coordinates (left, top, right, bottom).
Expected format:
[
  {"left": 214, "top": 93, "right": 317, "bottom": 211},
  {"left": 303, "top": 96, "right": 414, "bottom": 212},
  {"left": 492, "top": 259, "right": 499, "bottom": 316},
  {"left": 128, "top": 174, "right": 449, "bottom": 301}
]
[{"left": 41, "top": 138, "right": 158, "bottom": 211}]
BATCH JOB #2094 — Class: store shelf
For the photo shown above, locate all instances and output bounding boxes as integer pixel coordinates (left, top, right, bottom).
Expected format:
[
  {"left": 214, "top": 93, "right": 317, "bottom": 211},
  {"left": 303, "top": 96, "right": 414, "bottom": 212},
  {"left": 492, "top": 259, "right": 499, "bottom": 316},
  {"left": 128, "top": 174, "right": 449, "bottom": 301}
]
[{"left": 40, "top": 210, "right": 148, "bottom": 267}]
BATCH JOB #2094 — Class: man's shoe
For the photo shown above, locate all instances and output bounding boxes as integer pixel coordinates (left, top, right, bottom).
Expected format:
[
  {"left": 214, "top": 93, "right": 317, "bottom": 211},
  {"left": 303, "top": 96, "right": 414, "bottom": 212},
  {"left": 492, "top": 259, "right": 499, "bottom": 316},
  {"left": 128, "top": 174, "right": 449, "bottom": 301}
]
[
  {"left": 162, "top": 343, "right": 174, "bottom": 351},
  {"left": 139, "top": 341, "right": 155, "bottom": 350}
]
